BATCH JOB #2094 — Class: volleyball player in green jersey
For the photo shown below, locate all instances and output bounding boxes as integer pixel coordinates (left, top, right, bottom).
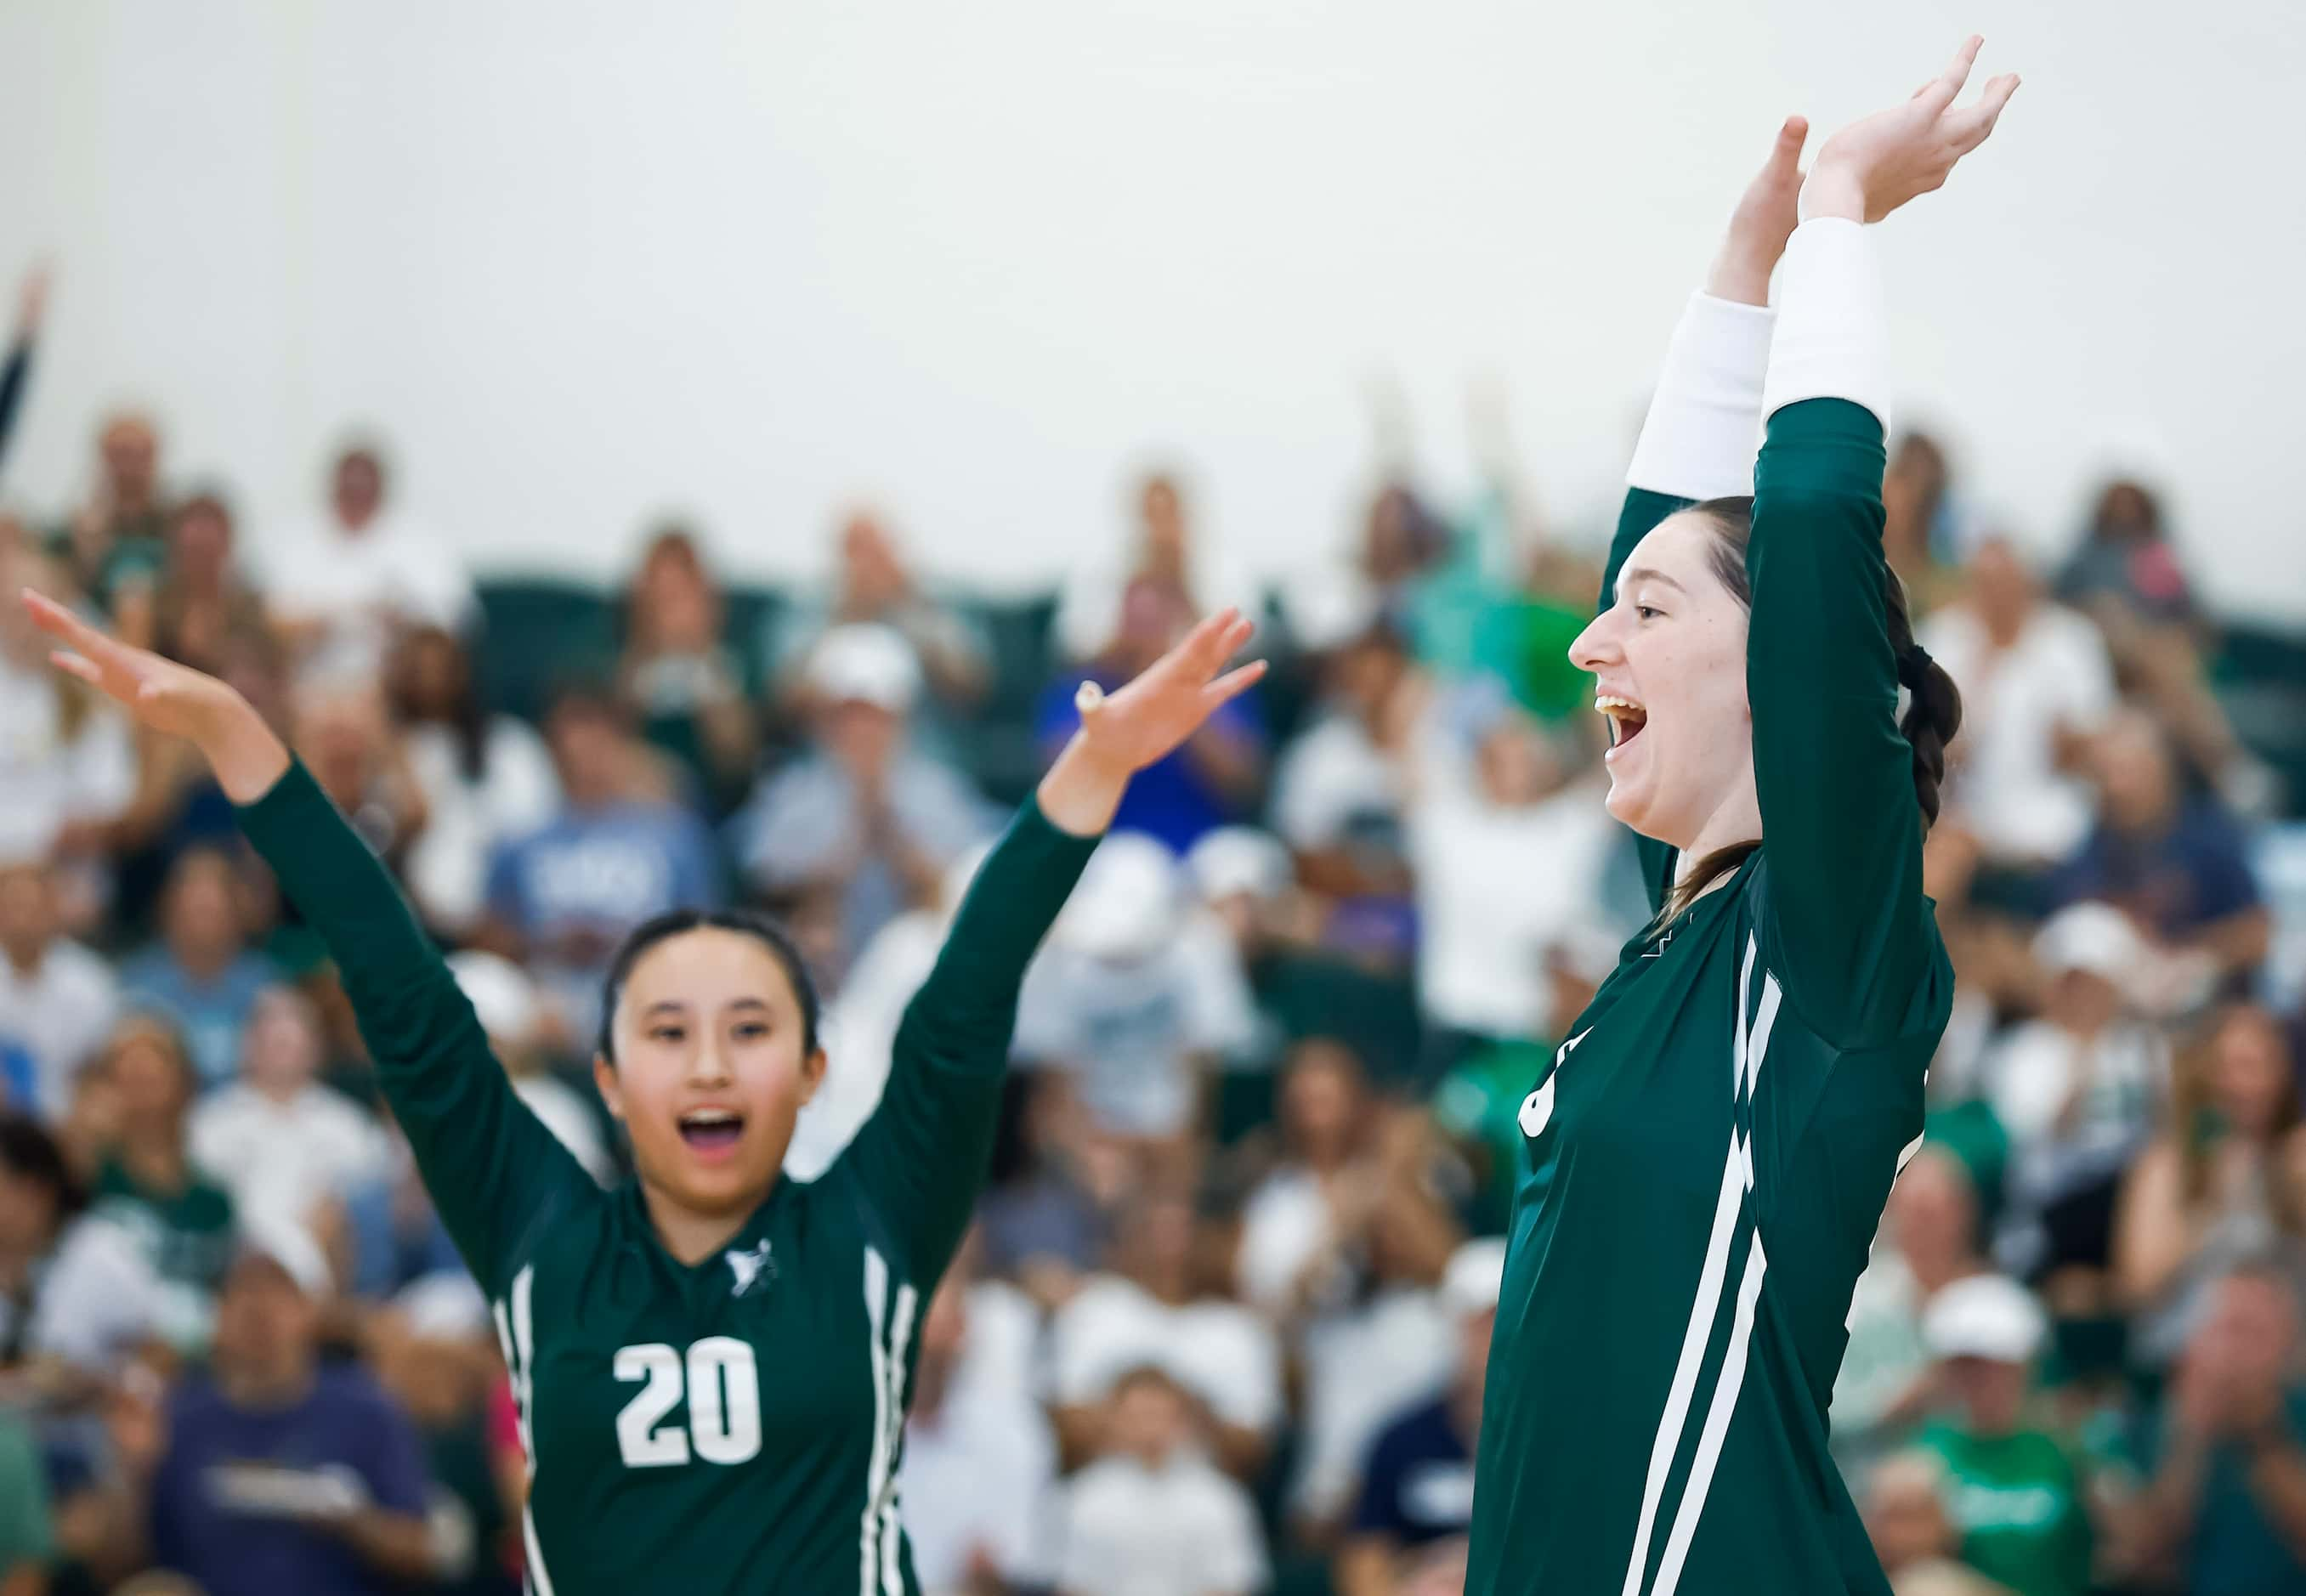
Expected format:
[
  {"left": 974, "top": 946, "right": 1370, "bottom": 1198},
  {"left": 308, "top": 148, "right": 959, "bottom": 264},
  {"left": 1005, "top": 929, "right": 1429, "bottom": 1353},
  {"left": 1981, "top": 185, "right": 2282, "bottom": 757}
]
[
  {"left": 21, "top": 589, "right": 1265, "bottom": 1595},
  {"left": 1464, "top": 40, "right": 2018, "bottom": 1596}
]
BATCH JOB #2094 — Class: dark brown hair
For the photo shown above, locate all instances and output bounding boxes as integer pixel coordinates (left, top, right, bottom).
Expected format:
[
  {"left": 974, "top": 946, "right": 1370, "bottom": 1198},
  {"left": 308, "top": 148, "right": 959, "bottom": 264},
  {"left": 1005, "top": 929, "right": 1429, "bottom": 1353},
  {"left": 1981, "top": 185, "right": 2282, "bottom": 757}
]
[{"left": 1657, "top": 496, "right": 1963, "bottom": 922}]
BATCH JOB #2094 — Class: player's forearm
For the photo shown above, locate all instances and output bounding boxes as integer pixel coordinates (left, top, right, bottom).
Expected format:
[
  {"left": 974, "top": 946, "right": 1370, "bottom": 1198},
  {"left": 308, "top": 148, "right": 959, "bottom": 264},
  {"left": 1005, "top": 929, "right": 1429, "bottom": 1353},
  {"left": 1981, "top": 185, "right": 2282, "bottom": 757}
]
[
  {"left": 1625, "top": 294, "right": 1776, "bottom": 506},
  {"left": 904, "top": 776, "right": 1100, "bottom": 1050}
]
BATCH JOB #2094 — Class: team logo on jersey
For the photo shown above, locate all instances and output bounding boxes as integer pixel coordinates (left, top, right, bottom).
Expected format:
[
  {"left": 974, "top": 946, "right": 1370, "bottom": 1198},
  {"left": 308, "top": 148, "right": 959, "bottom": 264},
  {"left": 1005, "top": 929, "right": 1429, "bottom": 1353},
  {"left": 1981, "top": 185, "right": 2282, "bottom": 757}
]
[
  {"left": 1518, "top": 1029, "right": 1589, "bottom": 1138},
  {"left": 724, "top": 1240, "right": 776, "bottom": 1297}
]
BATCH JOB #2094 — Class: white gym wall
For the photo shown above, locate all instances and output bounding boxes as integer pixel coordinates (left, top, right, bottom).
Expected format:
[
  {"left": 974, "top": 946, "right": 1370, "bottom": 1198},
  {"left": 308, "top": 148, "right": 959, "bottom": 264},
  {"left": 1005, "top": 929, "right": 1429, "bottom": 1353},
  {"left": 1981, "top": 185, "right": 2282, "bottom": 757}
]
[{"left": 2, "top": 0, "right": 2300, "bottom": 615}]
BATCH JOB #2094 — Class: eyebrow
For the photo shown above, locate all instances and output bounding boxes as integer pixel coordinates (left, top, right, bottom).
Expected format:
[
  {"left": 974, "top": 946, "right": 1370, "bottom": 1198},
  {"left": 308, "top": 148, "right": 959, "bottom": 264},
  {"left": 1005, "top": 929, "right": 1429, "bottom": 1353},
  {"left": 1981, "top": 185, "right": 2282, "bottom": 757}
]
[
  {"left": 637, "top": 998, "right": 772, "bottom": 1017},
  {"left": 1614, "top": 565, "right": 1688, "bottom": 602}
]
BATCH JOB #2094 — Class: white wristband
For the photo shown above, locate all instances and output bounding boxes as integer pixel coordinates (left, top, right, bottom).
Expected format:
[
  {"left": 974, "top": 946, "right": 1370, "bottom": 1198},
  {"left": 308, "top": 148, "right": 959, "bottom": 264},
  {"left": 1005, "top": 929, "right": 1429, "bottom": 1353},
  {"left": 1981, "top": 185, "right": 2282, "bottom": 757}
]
[
  {"left": 1761, "top": 218, "right": 1893, "bottom": 433},
  {"left": 1625, "top": 292, "right": 1775, "bottom": 502}
]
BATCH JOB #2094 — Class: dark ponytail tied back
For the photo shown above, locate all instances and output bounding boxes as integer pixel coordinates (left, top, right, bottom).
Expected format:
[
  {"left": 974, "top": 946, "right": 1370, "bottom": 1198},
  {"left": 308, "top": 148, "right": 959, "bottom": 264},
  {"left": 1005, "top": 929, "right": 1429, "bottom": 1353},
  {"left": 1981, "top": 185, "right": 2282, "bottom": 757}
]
[{"left": 1883, "top": 575, "right": 1963, "bottom": 833}]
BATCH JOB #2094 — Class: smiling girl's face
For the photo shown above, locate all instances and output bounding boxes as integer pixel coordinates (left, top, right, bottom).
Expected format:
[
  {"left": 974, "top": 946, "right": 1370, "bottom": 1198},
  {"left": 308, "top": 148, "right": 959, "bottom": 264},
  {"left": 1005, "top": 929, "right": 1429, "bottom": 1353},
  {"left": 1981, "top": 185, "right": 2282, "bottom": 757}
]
[
  {"left": 593, "top": 926, "right": 826, "bottom": 1220},
  {"left": 1568, "top": 511, "right": 1756, "bottom": 851}
]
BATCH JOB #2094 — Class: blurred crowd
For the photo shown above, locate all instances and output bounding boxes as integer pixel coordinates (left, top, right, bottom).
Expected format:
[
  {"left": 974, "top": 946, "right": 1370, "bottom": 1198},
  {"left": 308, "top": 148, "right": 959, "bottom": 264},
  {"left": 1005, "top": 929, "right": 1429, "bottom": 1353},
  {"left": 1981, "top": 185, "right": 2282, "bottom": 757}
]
[{"left": 3, "top": 260, "right": 2305, "bottom": 1596}]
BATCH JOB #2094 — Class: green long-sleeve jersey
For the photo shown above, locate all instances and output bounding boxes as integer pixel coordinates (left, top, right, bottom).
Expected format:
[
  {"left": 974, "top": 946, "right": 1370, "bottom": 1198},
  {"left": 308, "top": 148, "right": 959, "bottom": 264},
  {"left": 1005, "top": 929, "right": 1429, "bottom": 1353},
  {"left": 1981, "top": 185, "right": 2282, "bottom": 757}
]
[
  {"left": 1464, "top": 398, "right": 1955, "bottom": 1596},
  {"left": 236, "top": 762, "right": 1096, "bottom": 1596}
]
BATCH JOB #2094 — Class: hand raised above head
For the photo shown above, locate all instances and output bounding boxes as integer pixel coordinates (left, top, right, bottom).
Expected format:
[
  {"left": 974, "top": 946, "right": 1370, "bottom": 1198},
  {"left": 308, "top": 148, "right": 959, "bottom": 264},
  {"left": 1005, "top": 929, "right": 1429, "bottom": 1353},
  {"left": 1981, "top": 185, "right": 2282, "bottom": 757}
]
[
  {"left": 20, "top": 586, "right": 290, "bottom": 801},
  {"left": 1709, "top": 115, "right": 1810, "bottom": 306},
  {"left": 1802, "top": 36, "right": 2020, "bottom": 225}
]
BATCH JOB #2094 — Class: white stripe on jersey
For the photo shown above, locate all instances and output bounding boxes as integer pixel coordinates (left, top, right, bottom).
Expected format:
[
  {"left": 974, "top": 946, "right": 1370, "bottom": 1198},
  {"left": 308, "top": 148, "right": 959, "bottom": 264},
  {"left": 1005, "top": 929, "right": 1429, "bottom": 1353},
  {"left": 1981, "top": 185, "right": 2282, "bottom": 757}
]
[
  {"left": 861, "top": 1248, "right": 893, "bottom": 1596},
  {"left": 1619, "top": 1118, "right": 1747, "bottom": 1596},
  {"left": 1620, "top": 934, "right": 1782, "bottom": 1596},
  {"left": 1652, "top": 1236, "right": 1770, "bottom": 1596},
  {"left": 491, "top": 1266, "right": 556, "bottom": 1596},
  {"left": 877, "top": 1282, "right": 920, "bottom": 1595}
]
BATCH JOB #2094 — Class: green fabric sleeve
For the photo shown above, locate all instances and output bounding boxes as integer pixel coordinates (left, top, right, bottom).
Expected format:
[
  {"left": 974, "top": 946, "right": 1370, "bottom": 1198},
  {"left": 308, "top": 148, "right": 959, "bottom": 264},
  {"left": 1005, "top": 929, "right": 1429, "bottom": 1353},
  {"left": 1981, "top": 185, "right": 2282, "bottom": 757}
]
[
  {"left": 235, "top": 761, "right": 597, "bottom": 1293},
  {"left": 1748, "top": 398, "right": 1935, "bottom": 1046},
  {"left": 836, "top": 793, "right": 1098, "bottom": 1282},
  {"left": 1600, "top": 486, "right": 1691, "bottom": 914}
]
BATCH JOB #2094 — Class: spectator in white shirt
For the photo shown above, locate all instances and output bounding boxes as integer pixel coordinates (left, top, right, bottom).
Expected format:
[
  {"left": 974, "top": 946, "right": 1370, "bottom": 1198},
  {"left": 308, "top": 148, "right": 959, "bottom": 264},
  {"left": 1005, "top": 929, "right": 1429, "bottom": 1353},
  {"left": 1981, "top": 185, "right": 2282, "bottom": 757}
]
[
  {"left": 1015, "top": 833, "right": 1259, "bottom": 1153},
  {"left": 0, "top": 543, "right": 137, "bottom": 874},
  {"left": 444, "top": 951, "right": 613, "bottom": 1186},
  {"left": 1237, "top": 1044, "right": 1463, "bottom": 1531},
  {"left": 1407, "top": 690, "right": 1620, "bottom": 1055},
  {"left": 386, "top": 625, "right": 561, "bottom": 937},
  {"left": 1989, "top": 903, "right": 2169, "bottom": 1281},
  {"left": 1051, "top": 1365, "right": 1269, "bottom": 1596},
  {"left": 263, "top": 443, "right": 476, "bottom": 689},
  {"left": 0, "top": 857, "right": 121, "bottom": 1120},
  {"left": 1268, "top": 619, "right": 1419, "bottom": 908},
  {"left": 900, "top": 1264, "right": 1057, "bottom": 1596},
  {"left": 1918, "top": 535, "right": 2116, "bottom": 870},
  {"left": 0, "top": 1113, "right": 162, "bottom": 1389},
  {"left": 1051, "top": 1186, "right": 1283, "bottom": 1481},
  {"left": 188, "top": 985, "right": 392, "bottom": 1243}
]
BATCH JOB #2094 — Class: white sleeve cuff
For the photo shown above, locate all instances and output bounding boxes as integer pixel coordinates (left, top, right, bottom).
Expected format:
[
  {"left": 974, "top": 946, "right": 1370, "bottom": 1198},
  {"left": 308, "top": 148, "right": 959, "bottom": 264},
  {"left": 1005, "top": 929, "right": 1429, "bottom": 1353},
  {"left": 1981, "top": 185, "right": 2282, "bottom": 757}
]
[
  {"left": 1624, "top": 292, "right": 1775, "bottom": 502},
  {"left": 1761, "top": 218, "right": 1893, "bottom": 433}
]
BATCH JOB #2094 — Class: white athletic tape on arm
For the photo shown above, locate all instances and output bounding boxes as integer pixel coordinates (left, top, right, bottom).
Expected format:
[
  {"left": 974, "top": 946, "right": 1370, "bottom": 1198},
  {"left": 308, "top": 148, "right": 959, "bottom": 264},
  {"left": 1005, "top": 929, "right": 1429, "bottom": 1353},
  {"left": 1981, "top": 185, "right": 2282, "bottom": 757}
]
[
  {"left": 1761, "top": 218, "right": 1892, "bottom": 433},
  {"left": 1625, "top": 293, "right": 1776, "bottom": 503}
]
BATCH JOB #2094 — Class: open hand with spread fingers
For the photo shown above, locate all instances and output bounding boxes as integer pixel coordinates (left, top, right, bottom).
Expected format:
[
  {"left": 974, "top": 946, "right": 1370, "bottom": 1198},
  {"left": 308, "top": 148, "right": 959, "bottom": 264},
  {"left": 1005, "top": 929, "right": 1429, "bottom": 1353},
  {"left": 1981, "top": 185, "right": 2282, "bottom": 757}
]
[
  {"left": 20, "top": 586, "right": 290, "bottom": 801},
  {"left": 1803, "top": 36, "right": 2020, "bottom": 225},
  {"left": 1039, "top": 606, "right": 1266, "bottom": 835}
]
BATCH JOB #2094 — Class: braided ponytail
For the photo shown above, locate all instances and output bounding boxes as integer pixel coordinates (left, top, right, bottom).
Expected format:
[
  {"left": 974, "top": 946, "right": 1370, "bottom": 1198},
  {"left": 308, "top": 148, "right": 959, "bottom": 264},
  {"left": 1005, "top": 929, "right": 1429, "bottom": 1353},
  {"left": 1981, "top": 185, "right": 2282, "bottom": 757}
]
[
  {"left": 1657, "top": 501, "right": 1962, "bottom": 930},
  {"left": 1883, "top": 569, "right": 1962, "bottom": 831}
]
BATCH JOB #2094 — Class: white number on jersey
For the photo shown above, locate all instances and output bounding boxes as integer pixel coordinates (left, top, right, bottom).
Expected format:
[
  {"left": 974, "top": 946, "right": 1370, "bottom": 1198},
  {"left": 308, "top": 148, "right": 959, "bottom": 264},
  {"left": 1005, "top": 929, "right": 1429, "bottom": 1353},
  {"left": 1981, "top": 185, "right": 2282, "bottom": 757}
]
[{"left": 612, "top": 1339, "right": 764, "bottom": 1468}]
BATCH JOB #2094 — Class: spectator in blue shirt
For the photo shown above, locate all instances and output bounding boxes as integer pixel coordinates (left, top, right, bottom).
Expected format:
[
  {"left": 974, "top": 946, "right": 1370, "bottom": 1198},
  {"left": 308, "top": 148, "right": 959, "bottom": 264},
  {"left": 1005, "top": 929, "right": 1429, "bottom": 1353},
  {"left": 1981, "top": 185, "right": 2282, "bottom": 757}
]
[
  {"left": 93, "top": 1223, "right": 434, "bottom": 1595},
  {"left": 118, "top": 846, "right": 279, "bottom": 1089},
  {"left": 482, "top": 682, "right": 721, "bottom": 1046},
  {"left": 1334, "top": 1240, "right": 1504, "bottom": 1596},
  {"left": 1037, "top": 576, "right": 1265, "bottom": 853},
  {"left": 2050, "top": 709, "right": 2268, "bottom": 990}
]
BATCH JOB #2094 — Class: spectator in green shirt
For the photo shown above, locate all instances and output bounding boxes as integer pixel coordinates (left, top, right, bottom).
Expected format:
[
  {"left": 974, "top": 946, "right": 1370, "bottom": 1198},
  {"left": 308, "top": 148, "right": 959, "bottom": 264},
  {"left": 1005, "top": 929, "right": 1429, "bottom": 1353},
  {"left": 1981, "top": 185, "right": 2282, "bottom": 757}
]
[{"left": 1914, "top": 1275, "right": 2094, "bottom": 1596}]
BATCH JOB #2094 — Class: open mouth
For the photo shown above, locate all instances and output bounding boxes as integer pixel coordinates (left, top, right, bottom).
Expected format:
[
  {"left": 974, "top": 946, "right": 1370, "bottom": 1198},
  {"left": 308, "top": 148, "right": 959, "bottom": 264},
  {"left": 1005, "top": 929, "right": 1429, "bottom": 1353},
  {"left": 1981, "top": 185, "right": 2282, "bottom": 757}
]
[
  {"left": 678, "top": 1107, "right": 745, "bottom": 1153},
  {"left": 1595, "top": 693, "right": 1648, "bottom": 750}
]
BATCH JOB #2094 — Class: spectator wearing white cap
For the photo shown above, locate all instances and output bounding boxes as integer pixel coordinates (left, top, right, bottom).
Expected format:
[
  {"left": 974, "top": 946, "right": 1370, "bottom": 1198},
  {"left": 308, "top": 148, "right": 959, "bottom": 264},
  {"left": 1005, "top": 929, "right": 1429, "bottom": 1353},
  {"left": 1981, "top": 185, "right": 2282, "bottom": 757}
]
[
  {"left": 1334, "top": 1238, "right": 1504, "bottom": 1596},
  {"left": 1986, "top": 903, "right": 2169, "bottom": 1281},
  {"left": 73, "top": 1218, "right": 437, "bottom": 1595},
  {"left": 1047, "top": 1364, "right": 1268, "bottom": 1596},
  {"left": 445, "top": 949, "right": 612, "bottom": 1186},
  {"left": 1014, "top": 830, "right": 1258, "bottom": 1151},
  {"left": 1835, "top": 1148, "right": 1994, "bottom": 1487},
  {"left": 728, "top": 622, "right": 995, "bottom": 979},
  {"left": 1912, "top": 1275, "right": 2094, "bottom": 1596},
  {"left": 1050, "top": 1185, "right": 1282, "bottom": 1482}
]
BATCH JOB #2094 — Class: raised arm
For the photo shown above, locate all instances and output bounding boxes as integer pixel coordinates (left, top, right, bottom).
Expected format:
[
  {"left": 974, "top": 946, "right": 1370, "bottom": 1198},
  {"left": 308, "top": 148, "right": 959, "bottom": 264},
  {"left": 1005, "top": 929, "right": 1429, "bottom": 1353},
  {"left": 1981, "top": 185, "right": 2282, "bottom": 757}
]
[
  {"left": 1748, "top": 40, "right": 2015, "bottom": 1042},
  {"left": 836, "top": 609, "right": 1266, "bottom": 1283},
  {"left": 1601, "top": 119, "right": 1805, "bottom": 908},
  {"left": 20, "top": 591, "right": 595, "bottom": 1294}
]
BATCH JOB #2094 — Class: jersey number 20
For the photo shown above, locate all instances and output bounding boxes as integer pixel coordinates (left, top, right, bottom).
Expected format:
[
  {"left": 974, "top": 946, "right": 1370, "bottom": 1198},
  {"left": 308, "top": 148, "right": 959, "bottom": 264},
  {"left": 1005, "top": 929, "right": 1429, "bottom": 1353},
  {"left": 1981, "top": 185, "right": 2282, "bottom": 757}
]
[{"left": 614, "top": 1338, "right": 762, "bottom": 1467}]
